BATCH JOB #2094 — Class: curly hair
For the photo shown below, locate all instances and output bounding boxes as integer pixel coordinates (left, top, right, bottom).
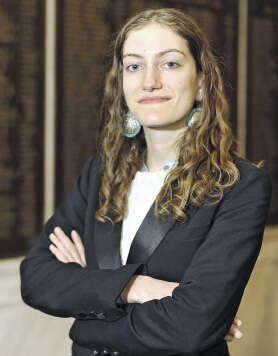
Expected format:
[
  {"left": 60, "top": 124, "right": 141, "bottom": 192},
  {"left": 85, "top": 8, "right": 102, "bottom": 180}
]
[{"left": 95, "top": 8, "right": 245, "bottom": 224}]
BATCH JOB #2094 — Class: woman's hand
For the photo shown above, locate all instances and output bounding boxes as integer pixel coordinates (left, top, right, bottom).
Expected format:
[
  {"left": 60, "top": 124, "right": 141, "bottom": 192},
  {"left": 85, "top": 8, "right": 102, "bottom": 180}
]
[
  {"left": 225, "top": 317, "right": 243, "bottom": 342},
  {"left": 121, "top": 275, "right": 243, "bottom": 342},
  {"left": 48, "top": 226, "right": 87, "bottom": 267}
]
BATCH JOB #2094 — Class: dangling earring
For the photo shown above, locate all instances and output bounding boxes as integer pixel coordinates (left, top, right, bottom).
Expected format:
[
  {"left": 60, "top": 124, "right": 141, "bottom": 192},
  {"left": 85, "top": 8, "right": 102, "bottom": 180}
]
[
  {"left": 121, "top": 111, "right": 141, "bottom": 138},
  {"left": 187, "top": 107, "right": 203, "bottom": 128}
]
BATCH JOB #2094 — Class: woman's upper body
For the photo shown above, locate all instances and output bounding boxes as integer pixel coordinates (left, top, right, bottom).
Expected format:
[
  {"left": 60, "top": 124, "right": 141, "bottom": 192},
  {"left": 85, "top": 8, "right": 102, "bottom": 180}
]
[
  {"left": 20, "top": 8, "right": 272, "bottom": 356},
  {"left": 20, "top": 154, "right": 271, "bottom": 356}
]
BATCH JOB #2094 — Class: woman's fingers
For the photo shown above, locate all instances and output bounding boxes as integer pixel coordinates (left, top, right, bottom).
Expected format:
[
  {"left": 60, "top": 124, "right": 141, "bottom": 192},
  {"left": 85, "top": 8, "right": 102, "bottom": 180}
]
[
  {"left": 71, "top": 230, "right": 87, "bottom": 267},
  {"left": 232, "top": 316, "right": 243, "bottom": 338},
  {"left": 233, "top": 316, "right": 242, "bottom": 326},
  {"left": 49, "top": 227, "right": 85, "bottom": 267},
  {"left": 54, "top": 226, "right": 85, "bottom": 266},
  {"left": 225, "top": 317, "right": 243, "bottom": 342},
  {"left": 49, "top": 243, "right": 69, "bottom": 263},
  {"left": 225, "top": 329, "right": 243, "bottom": 342},
  {"left": 49, "top": 232, "right": 73, "bottom": 261},
  {"left": 224, "top": 334, "right": 234, "bottom": 342}
]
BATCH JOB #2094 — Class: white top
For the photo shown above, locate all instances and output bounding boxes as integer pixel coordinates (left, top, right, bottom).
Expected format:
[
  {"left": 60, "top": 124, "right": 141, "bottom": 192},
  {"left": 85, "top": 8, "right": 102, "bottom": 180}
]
[{"left": 120, "top": 160, "right": 178, "bottom": 265}]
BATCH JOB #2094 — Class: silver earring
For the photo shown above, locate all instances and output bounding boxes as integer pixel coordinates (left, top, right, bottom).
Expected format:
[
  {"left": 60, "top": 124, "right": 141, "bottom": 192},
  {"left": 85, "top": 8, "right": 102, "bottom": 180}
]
[
  {"left": 187, "top": 107, "right": 203, "bottom": 128},
  {"left": 121, "top": 111, "right": 141, "bottom": 138}
]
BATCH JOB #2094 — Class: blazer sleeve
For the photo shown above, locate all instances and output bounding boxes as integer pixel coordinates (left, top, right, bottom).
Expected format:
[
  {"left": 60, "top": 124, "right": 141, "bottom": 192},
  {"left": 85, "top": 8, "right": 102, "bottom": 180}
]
[
  {"left": 19, "top": 155, "right": 144, "bottom": 322},
  {"left": 68, "top": 164, "right": 272, "bottom": 355}
]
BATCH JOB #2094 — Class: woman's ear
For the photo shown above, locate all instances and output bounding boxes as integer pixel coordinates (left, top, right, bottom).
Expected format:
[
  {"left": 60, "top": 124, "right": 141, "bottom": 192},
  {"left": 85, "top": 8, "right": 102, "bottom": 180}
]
[{"left": 195, "top": 73, "right": 204, "bottom": 101}]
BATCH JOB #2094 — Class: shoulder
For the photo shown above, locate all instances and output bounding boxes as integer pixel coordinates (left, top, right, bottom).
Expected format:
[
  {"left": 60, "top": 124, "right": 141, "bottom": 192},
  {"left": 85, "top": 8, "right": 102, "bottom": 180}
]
[
  {"left": 225, "top": 156, "right": 272, "bottom": 201},
  {"left": 234, "top": 156, "right": 272, "bottom": 186},
  {"left": 77, "top": 154, "right": 103, "bottom": 193},
  {"left": 83, "top": 154, "right": 103, "bottom": 174}
]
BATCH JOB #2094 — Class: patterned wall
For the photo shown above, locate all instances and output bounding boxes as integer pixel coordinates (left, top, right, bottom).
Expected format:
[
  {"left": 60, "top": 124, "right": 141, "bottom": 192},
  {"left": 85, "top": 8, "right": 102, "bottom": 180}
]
[
  {"left": 0, "top": 1, "right": 44, "bottom": 257},
  {"left": 247, "top": 1, "right": 278, "bottom": 224},
  {"left": 56, "top": 0, "right": 238, "bottom": 202}
]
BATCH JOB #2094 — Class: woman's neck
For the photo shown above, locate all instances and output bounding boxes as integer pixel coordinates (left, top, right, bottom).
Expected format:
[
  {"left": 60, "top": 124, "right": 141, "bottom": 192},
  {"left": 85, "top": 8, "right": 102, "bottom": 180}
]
[{"left": 143, "top": 126, "right": 185, "bottom": 172}]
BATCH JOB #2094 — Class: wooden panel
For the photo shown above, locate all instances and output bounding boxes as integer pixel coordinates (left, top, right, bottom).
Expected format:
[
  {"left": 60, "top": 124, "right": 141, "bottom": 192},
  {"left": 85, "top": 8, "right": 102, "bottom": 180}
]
[
  {"left": 0, "top": 1, "right": 44, "bottom": 257},
  {"left": 247, "top": 1, "right": 278, "bottom": 225}
]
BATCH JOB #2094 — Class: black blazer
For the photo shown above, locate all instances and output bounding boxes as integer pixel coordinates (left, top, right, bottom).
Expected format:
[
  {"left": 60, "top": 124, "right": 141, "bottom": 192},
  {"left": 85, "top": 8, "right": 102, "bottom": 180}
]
[{"left": 20, "top": 155, "right": 272, "bottom": 356}]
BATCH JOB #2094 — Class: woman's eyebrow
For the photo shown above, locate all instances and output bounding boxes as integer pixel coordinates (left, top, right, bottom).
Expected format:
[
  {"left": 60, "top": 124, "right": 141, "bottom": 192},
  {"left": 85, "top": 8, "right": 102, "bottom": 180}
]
[{"left": 123, "top": 49, "right": 186, "bottom": 59}]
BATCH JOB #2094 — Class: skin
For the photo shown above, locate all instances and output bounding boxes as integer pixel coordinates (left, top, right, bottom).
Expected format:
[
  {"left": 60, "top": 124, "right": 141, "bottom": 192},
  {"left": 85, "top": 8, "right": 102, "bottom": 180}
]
[{"left": 49, "top": 24, "right": 244, "bottom": 343}]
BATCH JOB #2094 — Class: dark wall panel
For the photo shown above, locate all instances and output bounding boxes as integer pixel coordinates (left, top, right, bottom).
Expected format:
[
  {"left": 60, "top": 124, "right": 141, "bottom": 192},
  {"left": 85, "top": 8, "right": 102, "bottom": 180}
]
[
  {"left": 0, "top": 1, "right": 44, "bottom": 257},
  {"left": 247, "top": 1, "right": 278, "bottom": 224}
]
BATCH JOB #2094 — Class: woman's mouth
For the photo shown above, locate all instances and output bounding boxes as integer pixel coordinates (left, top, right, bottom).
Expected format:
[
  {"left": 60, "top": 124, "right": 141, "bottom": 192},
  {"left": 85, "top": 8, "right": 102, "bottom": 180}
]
[{"left": 138, "top": 97, "right": 171, "bottom": 104}]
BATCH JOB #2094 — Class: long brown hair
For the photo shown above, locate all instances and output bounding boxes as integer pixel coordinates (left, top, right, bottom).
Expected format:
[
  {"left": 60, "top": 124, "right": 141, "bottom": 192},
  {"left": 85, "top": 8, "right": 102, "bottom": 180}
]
[{"left": 96, "top": 8, "right": 243, "bottom": 224}]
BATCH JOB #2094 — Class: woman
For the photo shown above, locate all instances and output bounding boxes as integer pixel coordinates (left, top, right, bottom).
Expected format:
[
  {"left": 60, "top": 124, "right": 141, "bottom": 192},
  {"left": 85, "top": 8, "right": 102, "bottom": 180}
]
[{"left": 20, "top": 8, "right": 271, "bottom": 356}]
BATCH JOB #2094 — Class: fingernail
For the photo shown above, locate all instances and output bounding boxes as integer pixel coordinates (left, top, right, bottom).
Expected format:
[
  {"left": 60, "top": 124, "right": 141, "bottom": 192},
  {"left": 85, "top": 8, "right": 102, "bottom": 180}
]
[{"left": 235, "top": 331, "right": 243, "bottom": 338}]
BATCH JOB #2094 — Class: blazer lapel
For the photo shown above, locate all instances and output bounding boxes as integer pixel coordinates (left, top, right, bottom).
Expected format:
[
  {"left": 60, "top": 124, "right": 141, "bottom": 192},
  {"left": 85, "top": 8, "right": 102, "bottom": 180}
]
[
  {"left": 94, "top": 201, "right": 199, "bottom": 268},
  {"left": 94, "top": 201, "right": 174, "bottom": 269},
  {"left": 126, "top": 202, "right": 176, "bottom": 264},
  {"left": 94, "top": 219, "right": 123, "bottom": 269}
]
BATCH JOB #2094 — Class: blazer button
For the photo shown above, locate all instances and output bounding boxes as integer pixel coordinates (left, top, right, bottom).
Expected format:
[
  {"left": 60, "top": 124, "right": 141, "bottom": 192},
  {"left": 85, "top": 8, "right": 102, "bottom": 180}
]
[
  {"left": 92, "top": 350, "right": 99, "bottom": 356},
  {"left": 100, "top": 350, "right": 109, "bottom": 356},
  {"left": 111, "top": 351, "right": 120, "bottom": 356},
  {"left": 96, "top": 312, "right": 106, "bottom": 319}
]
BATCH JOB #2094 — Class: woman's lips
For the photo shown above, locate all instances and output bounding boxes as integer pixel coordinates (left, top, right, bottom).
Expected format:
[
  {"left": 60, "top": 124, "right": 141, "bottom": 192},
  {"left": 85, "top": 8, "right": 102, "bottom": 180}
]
[{"left": 138, "top": 98, "right": 171, "bottom": 104}]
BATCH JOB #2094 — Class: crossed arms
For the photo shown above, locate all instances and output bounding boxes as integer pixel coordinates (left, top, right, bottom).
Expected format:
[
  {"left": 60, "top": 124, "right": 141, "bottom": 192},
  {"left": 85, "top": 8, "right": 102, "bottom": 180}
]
[{"left": 20, "top": 156, "right": 272, "bottom": 354}]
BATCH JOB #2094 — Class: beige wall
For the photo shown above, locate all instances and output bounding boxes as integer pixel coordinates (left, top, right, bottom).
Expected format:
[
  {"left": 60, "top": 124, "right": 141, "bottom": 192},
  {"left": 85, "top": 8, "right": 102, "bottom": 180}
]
[
  {"left": 229, "top": 227, "right": 278, "bottom": 355},
  {"left": 0, "top": 257, "right": 73, "bottom": 356}
]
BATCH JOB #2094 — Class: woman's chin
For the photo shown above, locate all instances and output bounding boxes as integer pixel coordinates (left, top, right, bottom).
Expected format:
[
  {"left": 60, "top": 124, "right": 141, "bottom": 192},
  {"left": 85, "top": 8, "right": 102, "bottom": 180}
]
[
  {"left": 141, "top": 121, "right": 169, "bottom": 130},
  {"left": 138, "top": 115, "right": 171, "bottom": 127},
  {"left": 142, "top": 121, "right": 187, "bottom": 131}
]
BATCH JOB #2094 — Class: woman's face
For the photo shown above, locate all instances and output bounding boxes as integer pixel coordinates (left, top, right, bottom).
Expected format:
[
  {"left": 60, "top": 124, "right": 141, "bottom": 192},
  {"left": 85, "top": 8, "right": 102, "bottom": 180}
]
[{"left": 122, "top": 23, "right": 203, "bottom": 131}]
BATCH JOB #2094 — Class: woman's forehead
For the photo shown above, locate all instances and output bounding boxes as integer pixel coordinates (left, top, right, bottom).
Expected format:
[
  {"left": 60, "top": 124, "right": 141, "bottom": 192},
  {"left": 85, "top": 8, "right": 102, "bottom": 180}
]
[{"left": 123, "top": 24, "right": 189, "bottom": 57}]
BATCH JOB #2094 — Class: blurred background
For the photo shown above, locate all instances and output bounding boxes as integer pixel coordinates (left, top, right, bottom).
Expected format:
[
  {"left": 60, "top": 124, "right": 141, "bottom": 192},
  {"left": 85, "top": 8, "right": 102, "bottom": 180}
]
[{"left": 0, "top": 0, "right": 277, "bottom": 355}]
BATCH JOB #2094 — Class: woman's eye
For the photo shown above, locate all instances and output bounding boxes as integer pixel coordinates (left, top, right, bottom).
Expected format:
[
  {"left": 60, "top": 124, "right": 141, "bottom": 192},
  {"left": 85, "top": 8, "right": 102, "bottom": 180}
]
[
  {"left": 126, "top": 64, "right": 141, "bottom": 72},
  {"left": 163, "top": 61, "right": 179, "bottom": 69}
]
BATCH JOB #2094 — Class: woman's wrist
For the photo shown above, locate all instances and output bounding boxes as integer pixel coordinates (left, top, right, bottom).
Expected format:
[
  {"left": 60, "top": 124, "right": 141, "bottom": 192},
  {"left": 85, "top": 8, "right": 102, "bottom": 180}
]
[
  {"left": 121, "top": 275, "right": 151, "bottom": 303},
  {"left": 121, "top": 275, "right": 179, "bottom": 304}
]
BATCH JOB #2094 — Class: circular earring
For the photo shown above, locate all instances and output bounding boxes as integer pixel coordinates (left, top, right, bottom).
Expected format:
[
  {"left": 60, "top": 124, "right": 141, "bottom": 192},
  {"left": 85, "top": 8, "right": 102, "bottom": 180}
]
[
  {"left": 187, "top": 107, "right": 203, "bottom": 128},
  {"left": 121, "top": 111, "right": 142, "bottom": 138}
]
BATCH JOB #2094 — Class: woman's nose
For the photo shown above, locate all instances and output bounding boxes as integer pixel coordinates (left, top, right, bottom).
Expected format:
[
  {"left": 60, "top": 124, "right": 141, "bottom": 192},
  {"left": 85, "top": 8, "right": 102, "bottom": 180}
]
[{"left": 142, "top": 66, "right": 162, "bottom": 91}]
